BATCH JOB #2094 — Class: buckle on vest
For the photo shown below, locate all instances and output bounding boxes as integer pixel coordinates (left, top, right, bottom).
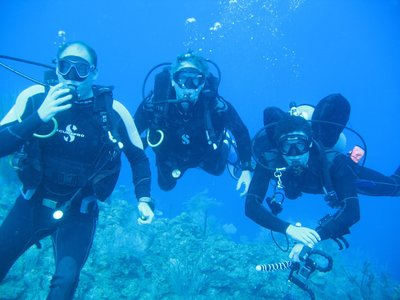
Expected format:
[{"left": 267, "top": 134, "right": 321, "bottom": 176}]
[{"left": 42, "top": 198, "right": 59, "bottom": 210}]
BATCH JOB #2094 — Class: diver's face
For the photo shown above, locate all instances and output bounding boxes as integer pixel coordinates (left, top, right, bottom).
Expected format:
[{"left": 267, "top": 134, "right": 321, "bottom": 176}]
[
  {"left": 172, "top": 67, "right": 205, "bottom": 102},
  {"left": 57, "top": 45, "right": 97, "bottom": 97},
  {"left": 283, "top": 152, "right": 310, "bottom": 168},
  {"left": 278, "top": 131, "right": 312, "bottom": 168},
  {"left": 173, "top": 84, "right": 202, "bottom": 102}
]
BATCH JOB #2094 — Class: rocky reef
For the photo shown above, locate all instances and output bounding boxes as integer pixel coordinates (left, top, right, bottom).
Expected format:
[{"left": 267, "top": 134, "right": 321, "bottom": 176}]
[{"left": 0, "top": 173, "right": 399, "bottom": 299}]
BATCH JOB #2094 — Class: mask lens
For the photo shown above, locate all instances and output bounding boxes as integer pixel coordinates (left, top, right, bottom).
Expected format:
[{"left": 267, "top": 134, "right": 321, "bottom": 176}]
[
  {"left": 173, "top": 69, "right": 205, "bottom": 89},
  {"left": 74, "top": 62, "right": 92, "bottom": 77},
  {"left": 58, "top": 60, "right": 73, "bottom": 76},
  {"left": 279, "top": 134, "right": 310, "bottom": 156}
]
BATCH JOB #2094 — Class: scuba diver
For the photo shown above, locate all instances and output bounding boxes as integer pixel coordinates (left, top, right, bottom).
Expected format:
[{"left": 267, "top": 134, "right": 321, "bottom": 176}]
[
  {"left": 0, "top": 42, "right": 153, "bottom": 299},
  {"left": 134, "top": 51, "right": 253, "bottom": 193},
  {"left": 246, "top": 93, "right": 399, "bottom": 257},
  {"left": 246, "top": 113, "right": 359, "bottom": 256}
]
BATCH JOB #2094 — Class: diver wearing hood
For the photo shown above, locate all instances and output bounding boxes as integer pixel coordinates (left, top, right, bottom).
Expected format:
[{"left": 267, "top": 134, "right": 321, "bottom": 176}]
[
  {"left": 247, "top": 94, "right": 400, "bottom": 260},
  {"left": 134, "top": 52, "right": 252, "bottom": 193},
  {"left": 246, "top": 114, "right": 361, "bottom": 251}
]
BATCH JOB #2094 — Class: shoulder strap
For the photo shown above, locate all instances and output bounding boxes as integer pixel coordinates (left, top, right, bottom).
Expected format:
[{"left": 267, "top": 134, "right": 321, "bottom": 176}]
[
  {"left": 142, "top": 68, "right": 174, "bottom": 131},
  {"left": 203, "top": 95, "right": 228, "bottom": 150},
  {"left": 313, "top": 140, "right": 342, "bottom": 207},
  {"left": 93, "top": 85, "right": 116, "bottom": 136}
]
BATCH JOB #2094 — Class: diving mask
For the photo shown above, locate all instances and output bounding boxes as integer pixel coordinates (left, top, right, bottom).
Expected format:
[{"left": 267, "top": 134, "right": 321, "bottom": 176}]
[
  {"left": 173, "top": 68, "right": 205, "bottom": 90},
  {"left": 278, "top": 133, "right": 312, "bottom": 156},
  {"left": 57, "top": 55, "right": 95, "bottom": 81}
]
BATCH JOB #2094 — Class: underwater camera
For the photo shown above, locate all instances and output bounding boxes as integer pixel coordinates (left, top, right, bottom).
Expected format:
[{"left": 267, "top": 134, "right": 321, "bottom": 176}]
[
  {"left": 256, "top": 246, "right": 333, "bottom": 299},
  {"left": 288, "top": 246, "right": 333, "bottom": 299}
]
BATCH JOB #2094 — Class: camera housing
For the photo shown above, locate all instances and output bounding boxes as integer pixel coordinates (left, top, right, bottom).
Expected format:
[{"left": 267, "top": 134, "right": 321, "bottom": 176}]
[{"left": 288, "top": 246, "right": 316, "bottom": 289}]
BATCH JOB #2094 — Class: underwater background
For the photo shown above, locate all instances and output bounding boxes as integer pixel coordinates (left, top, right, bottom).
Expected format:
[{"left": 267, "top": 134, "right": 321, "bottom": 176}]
[{"left": 0, "top": 0, "right": 399, "bottom": 299}]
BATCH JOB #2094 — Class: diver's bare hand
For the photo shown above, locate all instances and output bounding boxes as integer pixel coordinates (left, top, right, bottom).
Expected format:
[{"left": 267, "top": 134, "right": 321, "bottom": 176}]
[
  {"left": 286, "top": 224, "right": 321, "bottom": 248},
  {"left": 37, "top": 83, "right": 73, "bottom": 122}
]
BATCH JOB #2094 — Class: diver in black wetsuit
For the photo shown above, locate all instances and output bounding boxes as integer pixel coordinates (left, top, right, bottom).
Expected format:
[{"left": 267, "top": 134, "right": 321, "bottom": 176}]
[
  {"left": 246, "top": 95, "right": 399, "bottom": 259},
  {"left": 0, "top": 42, "right": 153, "bottom": 299},
  {"left": 134, "top": 52, "right": 252, "bottom": 193},
  {"left": 246, "top": 114, "right": 361, "bottom": 251}
]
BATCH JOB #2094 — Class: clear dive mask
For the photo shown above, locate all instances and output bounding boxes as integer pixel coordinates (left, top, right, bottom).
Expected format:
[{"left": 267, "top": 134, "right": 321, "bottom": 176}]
[
  {"left": 57, "top": 55, "right": 95, "bottom": 81},
  {"left": 278, "top": 133, "right": 312, "bottom": 156},
  {"left": 172, "top": 68, "right": 205, "bottom": 89}
]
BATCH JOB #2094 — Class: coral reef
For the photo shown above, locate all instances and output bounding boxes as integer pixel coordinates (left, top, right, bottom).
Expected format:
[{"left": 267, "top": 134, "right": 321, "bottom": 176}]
[{"left": 0, "top": 176, "right": 399, "bottom": 299}]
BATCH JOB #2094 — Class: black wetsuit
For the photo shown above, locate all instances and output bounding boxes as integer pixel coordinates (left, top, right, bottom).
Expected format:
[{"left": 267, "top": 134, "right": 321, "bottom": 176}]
[
  {"left": 245, "top": 147, "right": 360, "bottom": 240},
  {"left": 350, "top": 163, "right": 400, "bottom": 197},
  {"left": 0, "top": 89, "right": 151, "bottom": 299},
  {"left": 134, "top": 94, "right": 252, "bottom": 190}
]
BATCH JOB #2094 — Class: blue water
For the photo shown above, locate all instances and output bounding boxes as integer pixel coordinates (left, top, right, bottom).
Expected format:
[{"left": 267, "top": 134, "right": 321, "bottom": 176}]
[{"left": 1, "top": 0, "right": 399, "bottom": 282}]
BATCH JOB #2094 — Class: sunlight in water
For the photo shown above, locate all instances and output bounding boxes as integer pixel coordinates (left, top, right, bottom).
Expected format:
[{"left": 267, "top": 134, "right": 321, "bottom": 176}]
[{"left": 183, "top": 0, "right": 305, "bottom": 74}]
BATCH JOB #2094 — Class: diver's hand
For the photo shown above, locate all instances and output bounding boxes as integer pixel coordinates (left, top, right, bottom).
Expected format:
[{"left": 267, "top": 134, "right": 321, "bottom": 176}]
[
  {"left": 236, "top": 170, "right": 252, "bottom": 196},
  {"left": 37, "top": 83, "right": 73, "bottom": 122},
  {"left": 137, "top": 200, "right": 154, "bottom": 225},
  {"left": 289, "top": 243, "right": 306, "bottom": 262},
  {"left": 286, "top": 224, "right": 320, "bottom": 248}
]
